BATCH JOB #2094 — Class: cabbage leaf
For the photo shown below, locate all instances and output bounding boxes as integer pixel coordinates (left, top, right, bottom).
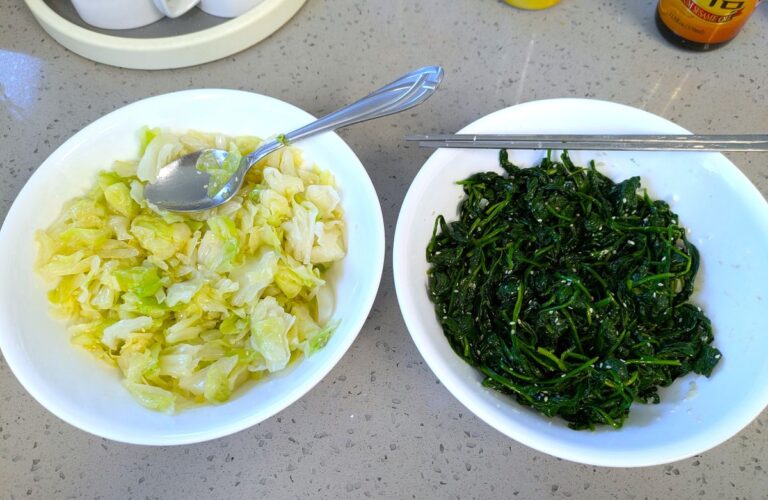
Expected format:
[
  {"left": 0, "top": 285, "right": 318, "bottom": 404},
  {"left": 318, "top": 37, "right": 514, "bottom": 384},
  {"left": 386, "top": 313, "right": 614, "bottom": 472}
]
[{"left": 35, "top": 128, "right": 346, "bottom": 412}]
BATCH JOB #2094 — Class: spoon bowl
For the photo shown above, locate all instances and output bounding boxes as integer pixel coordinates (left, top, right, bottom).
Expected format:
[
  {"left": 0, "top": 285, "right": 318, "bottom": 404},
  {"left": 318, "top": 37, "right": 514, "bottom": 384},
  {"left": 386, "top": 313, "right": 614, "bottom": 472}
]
[{"left": 147, "top": 149, "right": 224, "bottom": 212}]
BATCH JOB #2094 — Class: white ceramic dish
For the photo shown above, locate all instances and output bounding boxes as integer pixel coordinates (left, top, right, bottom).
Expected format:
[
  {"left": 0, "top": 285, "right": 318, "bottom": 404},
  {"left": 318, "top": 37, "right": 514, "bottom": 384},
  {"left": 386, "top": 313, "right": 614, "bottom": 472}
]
[
  {"left": 24, "top": 0, "right": 306, "bottom": 69},
  {"left": 393, "top": 98, "right": 768, "bottom": 467},
  {"left": 70, "top": 0, "right": 164, "bottom": 30},
  {"left": 0, "top": 89, "right": 385, "bottom": 445}
]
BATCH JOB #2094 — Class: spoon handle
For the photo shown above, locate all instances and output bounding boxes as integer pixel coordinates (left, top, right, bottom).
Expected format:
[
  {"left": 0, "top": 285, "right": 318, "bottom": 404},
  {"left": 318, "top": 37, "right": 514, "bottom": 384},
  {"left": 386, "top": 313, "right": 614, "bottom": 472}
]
[{"left": 246, "top": 66, "right": 444, "bottom": 162}]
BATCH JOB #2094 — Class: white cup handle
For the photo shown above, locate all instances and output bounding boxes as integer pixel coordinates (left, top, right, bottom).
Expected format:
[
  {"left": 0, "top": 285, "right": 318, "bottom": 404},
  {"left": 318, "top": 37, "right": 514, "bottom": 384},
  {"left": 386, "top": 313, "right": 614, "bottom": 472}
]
[{"left": 153, "top": 0, "right": 201, "bottom": 18}]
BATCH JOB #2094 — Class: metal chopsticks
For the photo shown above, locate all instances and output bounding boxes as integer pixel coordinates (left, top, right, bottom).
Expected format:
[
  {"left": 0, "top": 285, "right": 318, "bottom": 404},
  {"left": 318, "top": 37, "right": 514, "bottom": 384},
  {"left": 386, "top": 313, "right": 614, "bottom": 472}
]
[{"left": 404, "top": 134, "right": 768, "bottom": 152}]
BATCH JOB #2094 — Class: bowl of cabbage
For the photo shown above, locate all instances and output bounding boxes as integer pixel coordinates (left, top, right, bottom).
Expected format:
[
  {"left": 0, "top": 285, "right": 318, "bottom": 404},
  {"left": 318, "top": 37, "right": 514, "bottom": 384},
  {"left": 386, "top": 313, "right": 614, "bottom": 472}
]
[{"left": 0, "top": 89, "right": 385, "bottom": 445}]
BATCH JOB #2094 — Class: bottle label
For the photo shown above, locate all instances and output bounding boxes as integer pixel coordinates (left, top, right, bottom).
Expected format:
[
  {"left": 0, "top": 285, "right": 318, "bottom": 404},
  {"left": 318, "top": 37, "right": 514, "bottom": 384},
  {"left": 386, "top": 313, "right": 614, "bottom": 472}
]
[
  {"left": 683, "top": 0, "right": 745, "bottom": 22},
  {"left": 658, "top": 0, "right": 758, "bottom": 44}
]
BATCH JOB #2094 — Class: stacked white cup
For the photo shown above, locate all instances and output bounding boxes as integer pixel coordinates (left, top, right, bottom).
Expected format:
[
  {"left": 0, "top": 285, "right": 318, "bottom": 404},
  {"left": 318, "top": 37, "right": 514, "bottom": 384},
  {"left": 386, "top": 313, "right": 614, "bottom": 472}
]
[{"left": 71, "top": 0, "right": 265, "bottom": 29}]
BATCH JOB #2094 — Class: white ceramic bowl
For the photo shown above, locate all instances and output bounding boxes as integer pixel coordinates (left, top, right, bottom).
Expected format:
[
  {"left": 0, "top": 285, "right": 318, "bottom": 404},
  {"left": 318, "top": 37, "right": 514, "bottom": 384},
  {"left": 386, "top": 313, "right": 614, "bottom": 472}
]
[
  {"left": 393, "top": 98, "right": 768, "bottom": 467},
  {"left": 70, "top": 0, "right": 164, "bottom": 30},
  {"left": 0, "top": 89, "right": 385, "bottom": 445},
  {"left": 70, "top": 0, "right": 200, "bottom": 30}
]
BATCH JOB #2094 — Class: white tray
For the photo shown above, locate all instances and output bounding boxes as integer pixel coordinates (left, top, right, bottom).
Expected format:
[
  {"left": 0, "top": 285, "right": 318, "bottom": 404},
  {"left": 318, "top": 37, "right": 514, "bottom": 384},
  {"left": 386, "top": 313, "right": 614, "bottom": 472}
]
[{"left": 24, "top": 0, "right": 307, "bottom": 70}]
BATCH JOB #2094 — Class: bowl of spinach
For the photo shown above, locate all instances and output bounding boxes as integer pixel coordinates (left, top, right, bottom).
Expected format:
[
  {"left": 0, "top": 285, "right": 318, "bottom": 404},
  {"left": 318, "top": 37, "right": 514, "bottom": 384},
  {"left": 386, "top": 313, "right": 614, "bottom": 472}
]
[{"left": 394, "top": 98, "right": 768, "bottom": 466}]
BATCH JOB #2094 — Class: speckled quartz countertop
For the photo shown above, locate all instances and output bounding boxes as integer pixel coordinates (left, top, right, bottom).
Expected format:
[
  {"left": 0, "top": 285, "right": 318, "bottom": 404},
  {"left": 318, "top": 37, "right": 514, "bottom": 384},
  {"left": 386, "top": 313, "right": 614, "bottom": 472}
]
[{"left": 1, "top": 0, "right": 767, "bottom": 498}]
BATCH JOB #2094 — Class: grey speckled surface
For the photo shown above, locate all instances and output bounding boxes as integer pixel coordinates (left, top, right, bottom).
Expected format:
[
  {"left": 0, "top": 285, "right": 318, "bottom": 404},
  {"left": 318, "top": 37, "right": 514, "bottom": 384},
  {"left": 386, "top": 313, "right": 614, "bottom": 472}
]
[{"left": 2, "top": 0, "right": 768, "bottom": 498}]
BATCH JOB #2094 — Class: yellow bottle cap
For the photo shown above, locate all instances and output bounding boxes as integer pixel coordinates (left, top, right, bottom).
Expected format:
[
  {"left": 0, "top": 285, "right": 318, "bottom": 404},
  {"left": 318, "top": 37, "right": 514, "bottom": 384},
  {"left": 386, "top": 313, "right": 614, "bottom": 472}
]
[{"left": 504, "top": 0, "right": 561, "bottom": 9}]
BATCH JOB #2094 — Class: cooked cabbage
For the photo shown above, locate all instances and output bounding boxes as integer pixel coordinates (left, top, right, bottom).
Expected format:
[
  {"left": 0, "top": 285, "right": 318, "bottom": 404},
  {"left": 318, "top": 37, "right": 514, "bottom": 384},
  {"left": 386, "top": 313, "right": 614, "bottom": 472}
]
[{"left": 36, "top": 127, "right": 346, "bottom": 413}]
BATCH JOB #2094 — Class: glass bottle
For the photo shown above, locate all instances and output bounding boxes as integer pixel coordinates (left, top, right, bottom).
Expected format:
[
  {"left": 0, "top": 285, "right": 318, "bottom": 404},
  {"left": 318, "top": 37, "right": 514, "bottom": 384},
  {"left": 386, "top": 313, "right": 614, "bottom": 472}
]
[{"left": 655, "top": 0, "right": 761, "bottom": 51}]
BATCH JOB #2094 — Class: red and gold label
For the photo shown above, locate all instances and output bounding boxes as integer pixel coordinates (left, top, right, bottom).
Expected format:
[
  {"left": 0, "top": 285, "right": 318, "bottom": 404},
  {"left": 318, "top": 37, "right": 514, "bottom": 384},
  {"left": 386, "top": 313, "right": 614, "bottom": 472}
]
[{"left": 658, "top": 0, "right": 759, "bottom": 44}]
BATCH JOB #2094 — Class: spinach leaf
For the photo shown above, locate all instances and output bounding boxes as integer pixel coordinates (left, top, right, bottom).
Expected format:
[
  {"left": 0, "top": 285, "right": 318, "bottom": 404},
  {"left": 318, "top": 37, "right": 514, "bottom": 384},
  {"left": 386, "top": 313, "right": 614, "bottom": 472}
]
[{"left": 427, "top": 151, "right": 720, "bottom": 430}]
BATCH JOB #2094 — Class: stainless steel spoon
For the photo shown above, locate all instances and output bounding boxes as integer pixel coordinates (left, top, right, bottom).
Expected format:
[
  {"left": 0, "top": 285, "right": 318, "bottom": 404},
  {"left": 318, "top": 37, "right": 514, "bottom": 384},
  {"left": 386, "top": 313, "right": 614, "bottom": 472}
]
[{"left": 145, "top": 66, "right": 444, "bottom": 212}]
